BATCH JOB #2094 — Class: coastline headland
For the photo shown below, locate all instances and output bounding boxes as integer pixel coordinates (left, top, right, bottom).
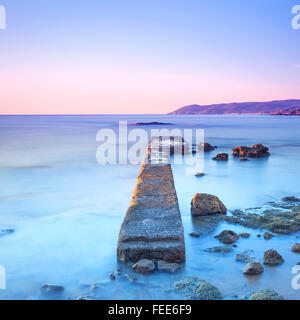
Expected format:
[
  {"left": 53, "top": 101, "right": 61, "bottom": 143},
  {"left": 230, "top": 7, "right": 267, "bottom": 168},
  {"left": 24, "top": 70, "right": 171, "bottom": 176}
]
[{"left": 117, "top": 136, "right": 186, "bottom": 263}]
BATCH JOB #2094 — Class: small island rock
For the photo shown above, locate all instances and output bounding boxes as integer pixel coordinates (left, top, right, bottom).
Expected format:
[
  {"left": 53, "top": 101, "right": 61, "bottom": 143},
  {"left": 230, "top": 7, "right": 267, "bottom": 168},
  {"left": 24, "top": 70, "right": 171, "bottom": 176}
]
[
  {"left": 263, "top": 249, "right": 284, "bottom": 265},
  {"left": 191, "top": 193, "right": 227, "bottom": 216},
  {"left": 198, "top": 143, "right": 215, "bottom": 152},
  {"left": 292, "top": 243, "right": 300, "bottom": 253},
  {"left": 213, "top": 153, "right": 228, "bottom": 161},
  {"left": 243, "top": 262, "right": 264, "bottom": 275},
  {"left": 215, "top": 230, "right": 239, "bottom": 244}
]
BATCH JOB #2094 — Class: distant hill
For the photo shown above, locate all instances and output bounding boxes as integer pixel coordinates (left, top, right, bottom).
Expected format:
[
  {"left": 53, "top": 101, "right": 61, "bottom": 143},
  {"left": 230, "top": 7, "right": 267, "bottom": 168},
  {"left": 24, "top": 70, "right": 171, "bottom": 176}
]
[{"left": 168, "top": 99, "right": 300, "bottom": 115}]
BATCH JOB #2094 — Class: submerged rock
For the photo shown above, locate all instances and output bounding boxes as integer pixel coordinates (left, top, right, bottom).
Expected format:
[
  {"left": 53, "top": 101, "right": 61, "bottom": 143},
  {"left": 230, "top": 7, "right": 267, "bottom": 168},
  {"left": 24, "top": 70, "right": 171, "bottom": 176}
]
[
  {"left": 189, "top": 232, "right": 201, "bottom": 237},
  {"left": 232, "top": 144, "right": 270, "bottom": 158},
  {"left": 191, "top": 193, "right": 227, "bottom": 216},
  {"left": 263, "top": 249, "right": 284, "bottom": 265},
  {"left": 239, "top": 233, "right": 251, "bottom": 238},
  {"left": 0, "top": 229, "right": 14, "bottom": 236},
  {"left": 292, "top": 243, "right": 300, "bottom": 253},
  {"left": 235, "top": 254, "right": 255, "bottom": 263},
  {"left": 240, "top": 157, "right": 249, "bottom": 161},
  {"left": 109, "top": 273, "right": 116, "bottom": 280},
  {"left": 204, "top": 246, "right": 234, "bottom": 254},
  {"left": 157, "top": 260, "right": 180, "bottom": 273},
  {"left": 132, "top": 259, "right": 155, "bottom": 274},
  {"left": 213, "top": 153, "right": 228, "bottom": 161},
  {"left": 215, "top": 230, "right": 239, "bottom": 244},
  {"left": 195, "top": 172, "right": 205, "bottom": 177},
  {"left": 283, "top": 196, "right": 300, "bottom": 202},
  {"left": 76, "top": 296, "right": 93, "bottom": 300},
  {"left": 222, "top": 205, "right": 300, "bottom": 235},
  {"left": 174, "top": 276, "right": 222, "bottom": 300},
  {"left": 41, "top": 284, "right": 64, "bottom": 294},
  {"left": 243, "top": 262, "right": 264, "bottom": 275},
  {"left": 263, "top": 231, "right": 275, "bottom": 240},
  {"left": 198, "top": 143, "right": 215, "bottom": 152},
  {"left": 250, "top": 289, "right": 283, "bottom": 300}
]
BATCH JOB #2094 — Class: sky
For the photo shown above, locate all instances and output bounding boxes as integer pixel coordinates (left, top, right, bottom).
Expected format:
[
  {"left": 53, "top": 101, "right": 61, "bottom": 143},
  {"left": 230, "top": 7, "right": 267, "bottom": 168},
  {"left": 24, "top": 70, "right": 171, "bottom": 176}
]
[{"left": 0, "top": 0, "right": 300, "bottom": 114}]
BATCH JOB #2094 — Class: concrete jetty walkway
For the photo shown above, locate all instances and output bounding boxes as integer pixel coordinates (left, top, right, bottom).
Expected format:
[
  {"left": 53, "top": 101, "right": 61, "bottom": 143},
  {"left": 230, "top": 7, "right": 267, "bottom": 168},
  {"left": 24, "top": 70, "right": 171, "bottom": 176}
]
[{"left": 117, "top": 137, "right": 186, "bottom": 263}]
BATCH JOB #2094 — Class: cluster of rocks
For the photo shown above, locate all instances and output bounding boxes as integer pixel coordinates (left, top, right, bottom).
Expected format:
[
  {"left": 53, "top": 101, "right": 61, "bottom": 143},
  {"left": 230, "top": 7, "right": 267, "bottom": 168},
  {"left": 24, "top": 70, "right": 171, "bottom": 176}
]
[
  {"left": 232, "top": 144, "right": 270, "bottom": 159},
  {"left": 191, "top": 142, "right": 271, "bottom": 168},
  {"left": 241, "top": 250, "right": 283, "bottom": 275},
  {"left": 222, "top": 203, "right": 300, "bottom": 235},
  {"left": 131, "top": 259, "right": 181, "bottom": 274}
]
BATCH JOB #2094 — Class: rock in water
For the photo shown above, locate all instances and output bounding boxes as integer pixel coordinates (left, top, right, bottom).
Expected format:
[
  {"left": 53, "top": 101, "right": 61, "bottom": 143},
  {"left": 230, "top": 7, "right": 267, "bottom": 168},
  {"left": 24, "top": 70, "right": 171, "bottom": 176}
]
[
  {"left": 215, "top": 230, "right": 239, "bottom": 244},
  {"left": 263, "top": 249, "right": 284, "bottom": 265},
  {"left": 117, "top": 137, "right": 186, "bottom": 263},
  {"left": 204, "top": 246, "right": 234, "bottom": 254},
  {"left": 239, "top": 233, "right": 251, "bottom": 238},
  {"left": 191, "top": 193, "right": 227, "bottom": 216},
  {"left": 235, "top": 254, "right": 255, "bottom": 263},
  {"left": 0, "top": 229, "right": 14, "bottom": 237},
  {"left": 189, "top": 232, "right": 200, "bottom": 237},
  {"left": 250, "top": 289, "right": 283, "bottom": 300},
  {"left": 292, "top": 243, "right": 300, "bottom": 253},
  {"left": 157, "top": 260, "right": 180, "bottom": 273},
  {"left": 213, "top": 153, "right": 228, "bottom": 161},
  {"left": 41, "top": 284, "right": 64, "bottom": 294},
  {"left": 174, "top": 277, "right": 222, "bottom": 300},
  {"left": 132, "top": 259, "right": 155, "bottom": 274},
  {"left": 198, "top": 143, "right": 215, "bottom": 152},
  {"left": 283, "top": 196, "right": 300, "bottom": 202},
  {"left": 195, "top": 280, "right": 222, "bottom": 300},
  {"left": 232, "top": 144, "right": 270, "bottom": 158},
  {"left": 263, "top": 231, "right": 274, "bottom": 240},
  {"left": 243, "top": 262, "right": 264, "bottom": 275},
  {"left": 195, "top": 172, "right": 205, "bottom": 177}
]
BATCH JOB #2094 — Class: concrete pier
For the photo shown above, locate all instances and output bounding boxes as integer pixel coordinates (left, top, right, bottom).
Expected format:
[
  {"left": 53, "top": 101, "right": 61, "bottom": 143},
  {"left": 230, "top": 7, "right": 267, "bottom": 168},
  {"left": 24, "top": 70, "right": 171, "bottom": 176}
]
[{"left": 117, "top": 137, "right": 186, "bottom": 263}]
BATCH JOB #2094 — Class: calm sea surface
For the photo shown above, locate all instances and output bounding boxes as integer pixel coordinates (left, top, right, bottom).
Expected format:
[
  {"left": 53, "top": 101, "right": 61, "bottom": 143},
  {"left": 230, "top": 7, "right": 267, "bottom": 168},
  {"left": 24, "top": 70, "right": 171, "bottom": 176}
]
[{"left": 0, "top": 115, "right": 300, "bottom": 300}]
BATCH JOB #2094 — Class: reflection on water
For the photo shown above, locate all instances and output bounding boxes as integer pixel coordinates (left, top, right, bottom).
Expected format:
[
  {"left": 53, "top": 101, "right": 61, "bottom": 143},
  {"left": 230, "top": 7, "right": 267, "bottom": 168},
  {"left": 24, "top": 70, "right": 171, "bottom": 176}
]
[{"left": 0, "top": 115, "right": 300, "bottom": 300}]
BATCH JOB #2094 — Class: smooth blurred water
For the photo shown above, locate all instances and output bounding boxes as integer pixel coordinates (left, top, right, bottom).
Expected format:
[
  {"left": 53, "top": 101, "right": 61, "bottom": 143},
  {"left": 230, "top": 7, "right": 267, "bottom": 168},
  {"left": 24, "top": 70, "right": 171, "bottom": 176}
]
[{"left": 0, "top": 114, "right": 300, "bottom": 300}]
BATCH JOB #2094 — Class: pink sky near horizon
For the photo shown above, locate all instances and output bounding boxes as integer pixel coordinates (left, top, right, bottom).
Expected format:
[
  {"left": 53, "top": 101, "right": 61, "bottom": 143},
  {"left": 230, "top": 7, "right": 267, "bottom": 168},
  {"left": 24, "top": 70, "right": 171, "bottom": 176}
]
[{"left": 1, "top": 65, "right": 300, "bottom": 115}]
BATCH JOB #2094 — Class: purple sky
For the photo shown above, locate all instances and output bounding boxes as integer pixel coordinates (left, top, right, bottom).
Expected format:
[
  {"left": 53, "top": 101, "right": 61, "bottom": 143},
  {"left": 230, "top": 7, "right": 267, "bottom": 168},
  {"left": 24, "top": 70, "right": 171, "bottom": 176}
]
[{"left": 0, "top": 0, "right": 300, "bottom": 114}]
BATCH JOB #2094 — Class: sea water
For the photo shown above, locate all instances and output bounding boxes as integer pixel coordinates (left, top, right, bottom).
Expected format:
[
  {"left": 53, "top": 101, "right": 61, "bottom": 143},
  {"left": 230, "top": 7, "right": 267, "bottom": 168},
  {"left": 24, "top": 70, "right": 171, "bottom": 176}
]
[{"left": 0, "top": 115, "right": 300, "bottom": 300}]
